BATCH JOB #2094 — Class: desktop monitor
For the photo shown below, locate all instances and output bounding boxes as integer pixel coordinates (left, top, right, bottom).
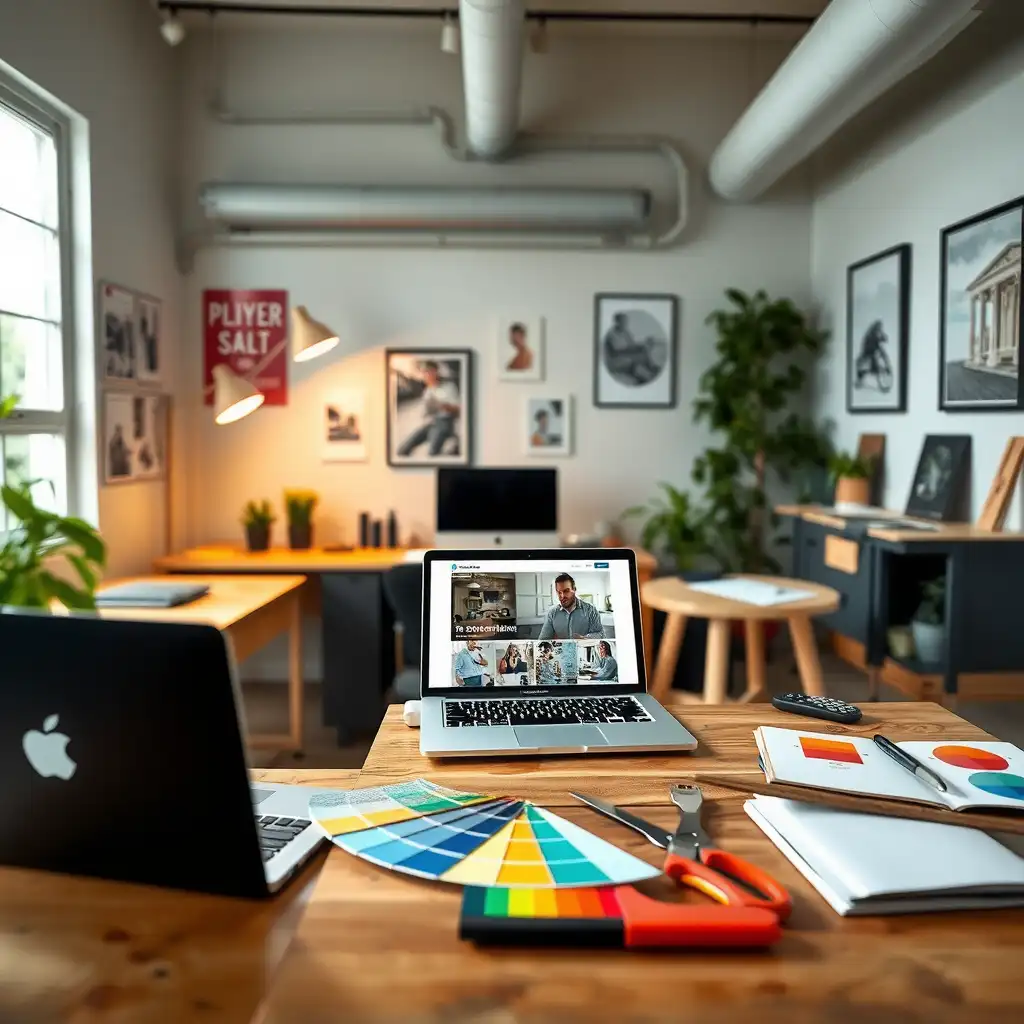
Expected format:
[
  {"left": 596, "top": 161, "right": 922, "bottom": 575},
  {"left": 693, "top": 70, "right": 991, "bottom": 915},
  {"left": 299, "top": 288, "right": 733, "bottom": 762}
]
[{"left": 436, "top": 467, "right": 559, "bottom": 548}]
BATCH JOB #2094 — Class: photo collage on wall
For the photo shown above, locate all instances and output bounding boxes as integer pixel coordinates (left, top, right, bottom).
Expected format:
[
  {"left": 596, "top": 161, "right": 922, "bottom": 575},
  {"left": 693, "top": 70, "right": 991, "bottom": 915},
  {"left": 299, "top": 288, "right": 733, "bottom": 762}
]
[{"left": 444, "top": 569, "right": 619, "bottom": 689}]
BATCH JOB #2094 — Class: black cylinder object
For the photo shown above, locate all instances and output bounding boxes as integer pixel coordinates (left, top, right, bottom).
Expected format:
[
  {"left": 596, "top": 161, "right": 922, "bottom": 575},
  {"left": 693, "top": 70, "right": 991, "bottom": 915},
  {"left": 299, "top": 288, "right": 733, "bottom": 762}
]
[
  {"left": 359, "top": 512, "right": 370, "bottom": 548},
  {"left": 371, "top": 519, "right": 383, "bottom": 548},
  {"left": 387, "top": 511, "right": 398, "bottom": 548}
]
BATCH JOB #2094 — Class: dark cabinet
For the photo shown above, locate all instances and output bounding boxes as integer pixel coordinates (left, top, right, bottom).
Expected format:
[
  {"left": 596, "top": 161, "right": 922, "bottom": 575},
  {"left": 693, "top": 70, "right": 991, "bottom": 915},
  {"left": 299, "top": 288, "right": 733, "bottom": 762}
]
[{"left": 794, "top": 521, "right": 871, "bottom": 645}]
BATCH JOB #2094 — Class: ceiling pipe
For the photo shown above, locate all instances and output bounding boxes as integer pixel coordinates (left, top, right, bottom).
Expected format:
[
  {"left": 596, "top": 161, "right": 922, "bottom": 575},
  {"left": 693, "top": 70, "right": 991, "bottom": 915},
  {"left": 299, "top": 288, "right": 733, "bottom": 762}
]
[
  {"left": 709, "top": 0, "right": 982, "bottom": 202},
  {"left": 459, "top": 0, "right": 525, "bottom": 159}
]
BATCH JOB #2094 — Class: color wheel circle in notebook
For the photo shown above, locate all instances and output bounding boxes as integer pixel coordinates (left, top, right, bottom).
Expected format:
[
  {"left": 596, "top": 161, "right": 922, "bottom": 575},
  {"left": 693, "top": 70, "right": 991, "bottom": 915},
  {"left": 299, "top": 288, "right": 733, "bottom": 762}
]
[
  {"left": 967, "top": 772, "right": 1024, "bottom": 801},
  {"left": 308, "top": 779, "right": 662, "bottom": 888},
  {"left": 932, "top": 745, "right": 1009, "bottom": 772}
]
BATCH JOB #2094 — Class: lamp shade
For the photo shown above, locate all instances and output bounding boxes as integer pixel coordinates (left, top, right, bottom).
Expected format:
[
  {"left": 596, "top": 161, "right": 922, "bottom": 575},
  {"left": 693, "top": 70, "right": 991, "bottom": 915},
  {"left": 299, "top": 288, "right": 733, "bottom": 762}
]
[
  {"left": 292, "top": 305, "right": 339, "bottom": 363},
  {"left": 213, "top": 364, "right": 264, "bottom": 424}
]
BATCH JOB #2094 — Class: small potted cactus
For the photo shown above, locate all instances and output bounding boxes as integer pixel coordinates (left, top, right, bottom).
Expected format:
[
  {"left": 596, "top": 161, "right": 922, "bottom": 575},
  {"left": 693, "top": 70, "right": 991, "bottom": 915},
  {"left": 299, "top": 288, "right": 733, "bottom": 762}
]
[
  {"left": 241, "top": 499, "right": 275, "bottom": 552},
  {"left": 284, "top": 489, "right": 319, "bottom": 550}
]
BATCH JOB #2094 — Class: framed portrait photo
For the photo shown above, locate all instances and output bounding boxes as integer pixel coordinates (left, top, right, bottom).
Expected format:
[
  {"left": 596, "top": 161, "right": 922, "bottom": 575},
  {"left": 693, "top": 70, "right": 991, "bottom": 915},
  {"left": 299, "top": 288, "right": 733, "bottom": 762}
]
[
  {"left": 525, "top": 395, "right": 572, "bottom": 457},
  {"left": 594, "top": 294, "right": 678, "bottom": 408},
  {"left": 904, "top": 434, "right": 971, "bottom": 522},
  {"left": 99, "top": 281, "right": 137, "bottom": 383},
  {"left": 846, "top": 244, "right": 910, "bottom": 413},
  {"left": 386, "top": 349, "right": 472, "bottom": 467},
  {"left": 135, "top": 293, "right": 163, "bottom": 385},
  {"left": 939, "top": 197, "right": 1023, "bottom": 412},
  {"left": 103, "top": 391, "right": 168, "bottom": 485},
  {"left": 322, "top": 389, "right": 367, "bottom": 463},
  {"left": 497, "top": 316, "right": 543, "bottom": 381}
]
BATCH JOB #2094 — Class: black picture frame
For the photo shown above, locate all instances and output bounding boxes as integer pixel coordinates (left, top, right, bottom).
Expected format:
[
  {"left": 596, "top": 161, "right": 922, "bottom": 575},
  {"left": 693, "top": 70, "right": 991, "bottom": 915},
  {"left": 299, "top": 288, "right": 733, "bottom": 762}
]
[
  {"left": 938, "top": 197, "right": 1023, "bottom": 412},
  {"left": 385, "top": 348, "right": 473, "bottom": 468},
  {"left": 904, "top": 434, "right": 972, "bottom": 522},
  {"left": 846, "top": 243, "right": 911, "bottom": 414},
  {"left": 593, "top": 293, "right": 678, "bottom": 409}
]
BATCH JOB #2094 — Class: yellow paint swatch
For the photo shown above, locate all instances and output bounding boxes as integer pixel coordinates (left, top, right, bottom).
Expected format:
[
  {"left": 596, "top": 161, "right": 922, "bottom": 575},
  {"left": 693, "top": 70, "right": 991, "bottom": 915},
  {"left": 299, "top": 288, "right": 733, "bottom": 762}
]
[
  {"left": 363, "top": 807, "right": 419, "bottom": 827},
  {"left": 319, "top": 815, "right": 370, "bottom": 836},
  {"left": 507, "top": 888, "right": 535, "bottom": 917},
  {"left": 511, "top": 820, "right": 533, "bottom": 839},
  {"left": 441, "top": 819, "right": 514, "bottom": 885},
  {"left": 497, "top": 862, "right": 553, "bottom": 886},
  {"left": 531, "top": 888, "right": 558, "bottom": 917}
]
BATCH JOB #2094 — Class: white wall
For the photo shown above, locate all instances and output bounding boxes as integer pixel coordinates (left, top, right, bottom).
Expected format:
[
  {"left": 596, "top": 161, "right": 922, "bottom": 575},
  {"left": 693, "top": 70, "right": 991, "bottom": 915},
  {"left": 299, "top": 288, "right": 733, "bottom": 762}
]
[
  {"left": 810, "top": 5, "right": 1024, "bottom": 526},
  {"left": 0, "top": 0, "right": 183, "bottom": 576},
  {"left": 178, "top": 23, "right": 814, "bottom": 553}
]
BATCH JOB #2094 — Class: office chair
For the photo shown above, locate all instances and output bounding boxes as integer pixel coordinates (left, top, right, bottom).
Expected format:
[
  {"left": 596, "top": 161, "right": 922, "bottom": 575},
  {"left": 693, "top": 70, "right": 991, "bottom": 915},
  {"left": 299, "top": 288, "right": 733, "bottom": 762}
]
[{"left": 382, "top": 563, "right": 422, "bottom": 702}]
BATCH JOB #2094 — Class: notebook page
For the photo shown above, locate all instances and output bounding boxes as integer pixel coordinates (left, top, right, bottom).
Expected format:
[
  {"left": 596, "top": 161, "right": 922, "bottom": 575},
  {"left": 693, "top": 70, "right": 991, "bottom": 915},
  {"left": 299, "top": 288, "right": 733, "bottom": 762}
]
[
  {"left": 899, "top": 741, "right": 1024, "bottom": 811},
  {"left": 757, "top": 727, "right": 949, "bottom": 807}
]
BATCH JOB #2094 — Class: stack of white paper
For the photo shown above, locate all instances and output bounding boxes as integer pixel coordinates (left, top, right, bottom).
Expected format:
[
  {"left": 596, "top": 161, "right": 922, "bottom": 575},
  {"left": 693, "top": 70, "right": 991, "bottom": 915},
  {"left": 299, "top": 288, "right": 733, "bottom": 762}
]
[
  {"left": 746, "top": 796, "right": 1024, "bottom": 916},
  {"left": 686, "top": 579, "right": 815, "bottom": 607}
]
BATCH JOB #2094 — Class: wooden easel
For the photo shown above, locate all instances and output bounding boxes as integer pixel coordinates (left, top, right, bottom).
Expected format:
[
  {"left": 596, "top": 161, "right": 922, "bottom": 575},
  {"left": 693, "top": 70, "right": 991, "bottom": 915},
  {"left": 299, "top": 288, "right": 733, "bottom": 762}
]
[{"left": 976, "top": 437, "right": 1024, "bottom": 532}]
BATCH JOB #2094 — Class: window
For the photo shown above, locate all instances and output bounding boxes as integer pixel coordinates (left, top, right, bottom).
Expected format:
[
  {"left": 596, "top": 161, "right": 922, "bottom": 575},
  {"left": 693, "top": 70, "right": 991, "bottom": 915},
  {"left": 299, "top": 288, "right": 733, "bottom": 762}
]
[{"left": 0, "top": 82, "right": 72, "bottom": 529}]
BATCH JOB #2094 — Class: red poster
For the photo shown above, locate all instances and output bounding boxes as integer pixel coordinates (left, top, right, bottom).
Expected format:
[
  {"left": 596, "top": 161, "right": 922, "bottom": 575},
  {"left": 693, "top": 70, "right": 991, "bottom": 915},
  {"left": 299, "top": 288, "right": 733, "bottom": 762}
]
[{"left": 203, "top": 289, "right": 289, "bottom": 406}]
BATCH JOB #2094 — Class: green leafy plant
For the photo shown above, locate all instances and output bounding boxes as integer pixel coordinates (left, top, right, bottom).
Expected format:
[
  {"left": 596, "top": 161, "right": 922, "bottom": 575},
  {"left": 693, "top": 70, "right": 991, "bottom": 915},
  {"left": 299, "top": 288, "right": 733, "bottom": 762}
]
[
  {"left": 692, "top": 289, "right": 829, "bottom": 573},
  {"left": 914, "top": 576, "right": 946, "bottom": 626},
  {"left": 283, "top": 489, "right": 318, "bottom": 527},
  {"left": 624, "top": 483, "right": 707, "bottom": 571},
  {"left": 0, "top": 395, "right": 107, "bottom": 609},
  {"left": 241, "top": 499, "right": 275, "bottom": 528},
  {"left": 827, "top": 450, "right": 873, "bottom": 485}
]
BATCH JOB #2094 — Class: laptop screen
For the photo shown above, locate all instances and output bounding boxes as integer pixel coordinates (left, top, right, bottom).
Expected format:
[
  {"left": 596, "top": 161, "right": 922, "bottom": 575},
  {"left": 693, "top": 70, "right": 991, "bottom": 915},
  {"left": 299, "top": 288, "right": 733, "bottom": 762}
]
[{"left": 423, "top": 551, "right": 642, "bottom": 695}]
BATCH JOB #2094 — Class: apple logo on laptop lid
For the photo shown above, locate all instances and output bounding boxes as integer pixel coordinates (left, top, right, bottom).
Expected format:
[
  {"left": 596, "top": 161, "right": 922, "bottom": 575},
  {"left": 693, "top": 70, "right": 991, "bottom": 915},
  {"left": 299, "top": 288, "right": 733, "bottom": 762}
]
[{"left": 23, "top": 714, "right": 77, "bottom": 780}]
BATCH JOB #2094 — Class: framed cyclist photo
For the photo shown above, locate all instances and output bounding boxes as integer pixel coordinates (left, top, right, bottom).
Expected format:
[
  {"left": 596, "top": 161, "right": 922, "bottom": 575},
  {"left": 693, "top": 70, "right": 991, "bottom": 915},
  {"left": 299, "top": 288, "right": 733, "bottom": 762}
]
[{"left": 846, "top": 244, "right": 911, "bottom": 413}]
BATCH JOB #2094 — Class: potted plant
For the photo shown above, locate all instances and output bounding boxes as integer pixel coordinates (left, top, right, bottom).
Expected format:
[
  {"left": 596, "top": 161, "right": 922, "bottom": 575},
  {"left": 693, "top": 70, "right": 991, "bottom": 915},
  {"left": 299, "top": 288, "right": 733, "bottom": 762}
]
[
  {"left": 284, "top": 489, "right": 318, "bottom": 550},
  {"left": 241, "top": 499, "right": 275, "bottom": 552},
  {"left": 624, "top": 483, "right": 709, "bottom": 577},
  {"left": 0, "top": 395, "right": 107, "bottom": 609},
  {"left": 828, "top": 451, "right": 874, "bottom": 506},
  {"left": 911, "top": 575, "right": 946, "bottom": 665}
]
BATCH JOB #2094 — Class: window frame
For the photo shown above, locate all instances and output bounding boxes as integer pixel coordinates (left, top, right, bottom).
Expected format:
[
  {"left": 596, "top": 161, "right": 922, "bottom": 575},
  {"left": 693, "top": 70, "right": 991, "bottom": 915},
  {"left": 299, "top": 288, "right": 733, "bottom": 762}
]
[{"left": 0, "top": 73, "right": 78, "bottom": 517}]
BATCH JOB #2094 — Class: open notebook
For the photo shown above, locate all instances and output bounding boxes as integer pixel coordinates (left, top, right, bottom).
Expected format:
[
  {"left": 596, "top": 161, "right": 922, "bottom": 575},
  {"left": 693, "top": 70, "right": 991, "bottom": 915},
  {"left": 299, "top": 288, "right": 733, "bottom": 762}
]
[{"left": 755, "top": 727, "right": 1024, "bottom": 812}]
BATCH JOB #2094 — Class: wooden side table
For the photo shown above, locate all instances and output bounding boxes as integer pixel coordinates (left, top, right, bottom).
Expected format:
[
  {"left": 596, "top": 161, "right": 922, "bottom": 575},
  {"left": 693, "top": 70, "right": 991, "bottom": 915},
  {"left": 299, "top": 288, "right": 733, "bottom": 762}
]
[{"left": 642, "top": 574, "right": 841, "bottom": 704}]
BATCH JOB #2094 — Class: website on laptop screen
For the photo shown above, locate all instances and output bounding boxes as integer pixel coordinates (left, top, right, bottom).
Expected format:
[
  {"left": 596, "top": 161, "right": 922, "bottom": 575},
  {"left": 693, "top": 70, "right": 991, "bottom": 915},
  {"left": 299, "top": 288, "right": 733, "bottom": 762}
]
[{"left": 428, "top": 557, "right": 639, "bottom": 690}]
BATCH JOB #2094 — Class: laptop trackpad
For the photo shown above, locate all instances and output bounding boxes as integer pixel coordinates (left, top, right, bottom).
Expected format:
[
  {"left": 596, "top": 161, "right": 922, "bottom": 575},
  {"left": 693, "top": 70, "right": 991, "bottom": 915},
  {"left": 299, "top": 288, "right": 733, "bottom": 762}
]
[{"left": 513, "top": 725, "right": 608, "bottom": 750}]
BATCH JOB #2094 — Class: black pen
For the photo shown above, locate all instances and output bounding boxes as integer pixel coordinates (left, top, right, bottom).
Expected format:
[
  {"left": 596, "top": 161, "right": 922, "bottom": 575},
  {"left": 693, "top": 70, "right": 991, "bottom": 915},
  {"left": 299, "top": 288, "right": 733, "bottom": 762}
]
[{"left": 872, "top": 734, "right": 947, "bottom": 793}]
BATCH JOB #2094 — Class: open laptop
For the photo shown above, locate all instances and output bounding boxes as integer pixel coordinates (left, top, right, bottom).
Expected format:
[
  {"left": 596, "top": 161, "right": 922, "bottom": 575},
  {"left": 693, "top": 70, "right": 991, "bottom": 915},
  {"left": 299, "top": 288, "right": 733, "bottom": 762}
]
[
  {"left": 0, "top": 611, "right": 331, "bottom": 898},
  {"left": 419, "top": 548, "right": 697, "bottom": 757}
]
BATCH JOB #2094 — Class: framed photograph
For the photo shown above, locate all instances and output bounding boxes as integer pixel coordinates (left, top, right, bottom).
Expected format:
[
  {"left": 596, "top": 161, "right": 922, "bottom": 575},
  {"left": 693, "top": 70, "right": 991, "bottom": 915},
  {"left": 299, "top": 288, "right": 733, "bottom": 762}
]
[
  {"left": 525, "top": 396, "right": 572, "bottom": 457},
  {"left": 323, "top": 389, "right": 367, "bottom": 463},
  {"left": 100, "top": 282, "right": 137, "bottom": 383},
  {"left": 497, "top": 316, "right": 543, "bottom": 381},
  {"left": 135, "top": 293, "right": 162, "bottom": 385},
  {"left": 846, "top": 244, "right": 910, "bottom": 413},
  {"left": 939, "top": 198, "right": 1023, "bottom": 411},
  {"left": 103, "top": 391, "right": 168, "bottom": 484},
  {"left": 386, "top": 349, "right": 472, "bottom": 467},
  {"left": 594, "top": 294, "right": 677, "bottom": 408},
  {"left": 904, "top": 434, "right": 971, "bottom": 522}
]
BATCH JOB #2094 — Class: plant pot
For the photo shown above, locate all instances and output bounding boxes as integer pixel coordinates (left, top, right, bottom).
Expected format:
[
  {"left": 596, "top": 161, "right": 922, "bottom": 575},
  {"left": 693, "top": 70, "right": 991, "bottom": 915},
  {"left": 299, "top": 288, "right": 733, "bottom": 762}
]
[
  {"left": 887, "top": 625, "right": 915, "bottom": 660},
  {"left": 245, "top": 522, "right": 271, "bottom": 553},
  {"left": 835, "top": 476, "right": 871, "bottom": 505},
  {"left": 910, "top": 619, "right": 945, "bottom": 665},
  {"left": 288, "top": 522, "right": 313, "bottom": 551}
]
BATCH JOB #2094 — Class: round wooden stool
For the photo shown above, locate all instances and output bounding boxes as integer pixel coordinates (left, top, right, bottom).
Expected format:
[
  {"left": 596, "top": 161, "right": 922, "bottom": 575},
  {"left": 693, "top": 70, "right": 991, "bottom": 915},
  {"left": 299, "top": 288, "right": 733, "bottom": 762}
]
[{"left": 641, "top": 574, "right": 841, "bottom": 704}]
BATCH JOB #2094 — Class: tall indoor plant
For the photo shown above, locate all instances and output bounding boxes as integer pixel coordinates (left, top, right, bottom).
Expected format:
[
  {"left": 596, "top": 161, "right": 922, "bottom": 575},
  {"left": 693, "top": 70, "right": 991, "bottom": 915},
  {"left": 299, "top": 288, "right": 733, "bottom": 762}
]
[{"left": 0, "top": 395, "right": 107, "bottom": 609}]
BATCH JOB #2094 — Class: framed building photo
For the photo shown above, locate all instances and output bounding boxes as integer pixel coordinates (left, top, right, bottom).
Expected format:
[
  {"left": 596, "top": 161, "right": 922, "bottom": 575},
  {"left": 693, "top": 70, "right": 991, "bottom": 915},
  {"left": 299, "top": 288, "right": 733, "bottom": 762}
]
[
  {"left": 594, "top": 294, "right": 677, "bottom": 408},
  {"left": 386, "top": 349, "right": 472, "bottom": 467},
  {"left": 904, "top": 434, "right": 971, "bottom": 522},
  {"left": 100, "top": 282, "right": 137, "bottom": 383},
  {"left": 846, "top": 244, "right": 910, "bottom": 413},
  {"left": 135, "top": 293, "right": 163, "bottom": 385},
  {"left": 497, "top": 316, "right": 543, "bottom": 381},
  {"left": 322, "top": 389, "right": 367, "bottom": 463},
  {"left": 103, "top": 391, "right": 168, "bottom": 484},
  {"left": 939, "top": 198, "right": 1023, "bottom": 411},
  {"left": 525, "top": 396, "right": 572, "bottom": 457}
]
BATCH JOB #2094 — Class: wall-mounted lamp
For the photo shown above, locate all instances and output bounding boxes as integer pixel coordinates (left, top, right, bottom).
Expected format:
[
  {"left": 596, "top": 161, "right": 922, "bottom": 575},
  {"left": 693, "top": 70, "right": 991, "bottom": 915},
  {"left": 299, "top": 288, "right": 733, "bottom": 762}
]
[
  {"left": 292, "top": 305, "right": 340, "bottom": 363},
  {"left": 160, "top": 8, "right": 186, "bottom": 46},
  {"left": 213, "top": 364, "right": 264, "bottom": 424}
]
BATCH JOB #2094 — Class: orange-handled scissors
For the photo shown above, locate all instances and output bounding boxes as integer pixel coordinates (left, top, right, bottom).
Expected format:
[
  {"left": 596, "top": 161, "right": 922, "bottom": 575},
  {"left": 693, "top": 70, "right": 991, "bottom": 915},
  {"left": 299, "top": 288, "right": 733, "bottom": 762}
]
[{"left": 571, "top": 785, "right": 792, "bottom": 921}]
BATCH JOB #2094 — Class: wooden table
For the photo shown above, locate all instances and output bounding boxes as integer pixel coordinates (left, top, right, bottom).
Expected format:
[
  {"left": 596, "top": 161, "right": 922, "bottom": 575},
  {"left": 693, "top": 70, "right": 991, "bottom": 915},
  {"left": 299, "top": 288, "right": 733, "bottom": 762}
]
[
  {"left": 94, "top": 575, "right": 307, "bottom": 752},
  {"left": 643, "top": 574, "right": 840, "bottom": 704}
]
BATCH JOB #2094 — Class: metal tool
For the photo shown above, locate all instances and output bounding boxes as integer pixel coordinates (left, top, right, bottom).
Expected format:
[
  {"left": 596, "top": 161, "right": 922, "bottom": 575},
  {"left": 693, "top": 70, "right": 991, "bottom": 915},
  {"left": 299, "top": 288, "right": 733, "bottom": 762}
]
[{"left": 570, "top": 785, "right": 792, "bottom": 920}]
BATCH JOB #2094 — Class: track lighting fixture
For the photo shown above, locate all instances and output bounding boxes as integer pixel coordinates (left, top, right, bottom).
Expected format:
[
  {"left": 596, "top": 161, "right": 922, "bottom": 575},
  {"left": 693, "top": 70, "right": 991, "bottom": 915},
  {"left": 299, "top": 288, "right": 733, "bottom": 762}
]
[
  {"left": 440, "top": 13, "right": 460, "bottom": 55},
  {"left": 160, "top": 9, "right": 186, "bottom": 47}
]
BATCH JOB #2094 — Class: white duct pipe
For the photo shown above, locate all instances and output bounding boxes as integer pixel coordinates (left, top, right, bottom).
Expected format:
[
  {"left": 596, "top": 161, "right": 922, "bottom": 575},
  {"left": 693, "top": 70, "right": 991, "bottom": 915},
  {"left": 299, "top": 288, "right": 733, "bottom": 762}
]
[
  {"left": 709, "top": 0, "right": 982, "bottom": 202},
  {"left": 460, "top": 0, "right": 525, "bottom": 158}
]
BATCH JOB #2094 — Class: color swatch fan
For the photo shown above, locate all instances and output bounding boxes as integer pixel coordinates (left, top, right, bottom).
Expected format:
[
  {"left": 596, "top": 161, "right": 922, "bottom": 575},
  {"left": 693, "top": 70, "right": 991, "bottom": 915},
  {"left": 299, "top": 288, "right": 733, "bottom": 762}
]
[{"left": 309, "top": 780, "right": 661, "bottom": 888}]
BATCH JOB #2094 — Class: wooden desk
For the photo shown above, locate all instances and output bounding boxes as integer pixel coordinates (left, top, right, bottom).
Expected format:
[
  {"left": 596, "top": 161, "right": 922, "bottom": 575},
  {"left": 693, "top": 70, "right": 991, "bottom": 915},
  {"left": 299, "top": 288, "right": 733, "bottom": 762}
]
[
  {"left": 259, "top": 703, "right": 1024, "bottom": 1023},
  {"left": 95, "top": 575, "right": 307, "bottom": 752},
  {"left": 154, "top": 546, "right": 660, "bottom": 743}
]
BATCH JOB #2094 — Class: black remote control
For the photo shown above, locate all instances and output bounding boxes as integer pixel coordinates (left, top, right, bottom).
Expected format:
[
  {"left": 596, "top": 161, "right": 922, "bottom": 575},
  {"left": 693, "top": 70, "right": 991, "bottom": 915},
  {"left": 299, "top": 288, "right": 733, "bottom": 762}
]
[{"left": 771, "top": 693, "right": 863, "bottom": 724}]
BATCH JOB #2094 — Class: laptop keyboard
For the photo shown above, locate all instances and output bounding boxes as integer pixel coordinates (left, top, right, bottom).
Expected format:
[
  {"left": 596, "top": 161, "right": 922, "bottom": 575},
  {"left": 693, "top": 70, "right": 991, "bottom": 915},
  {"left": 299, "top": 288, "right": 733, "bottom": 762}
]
[
  {"left": 256, "top": 815, "right": 311, "bottom": 861},
  {"left": 443, "top": 695, "right": 654, "bottom": 728}
]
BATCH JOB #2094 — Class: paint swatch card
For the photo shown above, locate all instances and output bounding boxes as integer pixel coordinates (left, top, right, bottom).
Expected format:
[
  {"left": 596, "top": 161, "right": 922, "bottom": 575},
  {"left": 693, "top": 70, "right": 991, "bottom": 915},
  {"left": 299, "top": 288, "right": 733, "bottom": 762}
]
[
  {"left": 756, "top": 727, "right": 1024, "bottom": 813},
  {"left": 309, "top": 779, "right": 661, "bottom": 889}
]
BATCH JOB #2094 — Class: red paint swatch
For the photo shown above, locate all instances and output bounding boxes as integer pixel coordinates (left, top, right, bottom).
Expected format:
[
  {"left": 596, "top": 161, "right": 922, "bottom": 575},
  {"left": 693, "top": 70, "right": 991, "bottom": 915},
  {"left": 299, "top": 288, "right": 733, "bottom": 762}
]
[{"left": 799, "top": 736, "right": 863, "bottom": 764}]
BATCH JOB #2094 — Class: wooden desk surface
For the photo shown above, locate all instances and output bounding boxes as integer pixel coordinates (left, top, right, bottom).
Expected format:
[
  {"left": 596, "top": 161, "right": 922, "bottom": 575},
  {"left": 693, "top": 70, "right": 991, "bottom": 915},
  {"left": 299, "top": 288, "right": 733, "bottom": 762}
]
[
  {"left": 776, "top": 503, "right": 1024, "bottom": 543},
  {"left": 642, "top": 573, "right": 840, "bottom": 621},
  {"left": 92, "top": 575, "right": 307, "bottom": 631},
  {"left": 260, "top": 703, "right": 1024, "bottom": 1024}
]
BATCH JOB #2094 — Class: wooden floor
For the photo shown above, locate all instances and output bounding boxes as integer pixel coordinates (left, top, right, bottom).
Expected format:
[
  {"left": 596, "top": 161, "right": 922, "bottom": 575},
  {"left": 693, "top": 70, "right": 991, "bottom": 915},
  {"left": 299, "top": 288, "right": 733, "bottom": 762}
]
[{"left": 241, "top": 645, "right": 1024, "bottom": 769}]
